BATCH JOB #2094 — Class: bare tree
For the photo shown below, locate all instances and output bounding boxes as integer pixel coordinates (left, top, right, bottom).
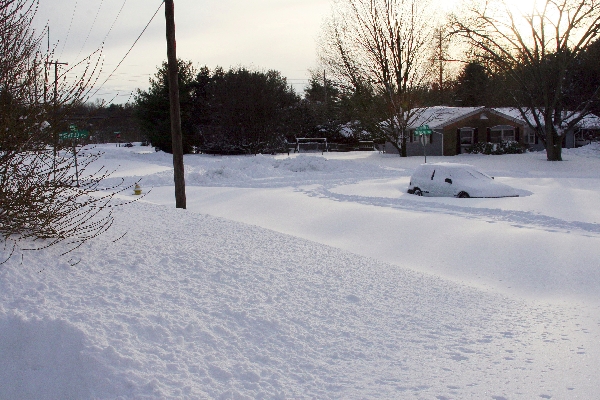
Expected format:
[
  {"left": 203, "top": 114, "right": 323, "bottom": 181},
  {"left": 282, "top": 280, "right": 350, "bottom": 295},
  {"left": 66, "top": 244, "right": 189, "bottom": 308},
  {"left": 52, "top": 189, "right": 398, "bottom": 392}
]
[
  {"left": 0, "top": 0, "right": 125, "bottom": 259},
  {"left": 452, "top": 0, "right": 600, "bottom": 161},
  {"left": 319, "top": 0, "right": 436, "bottom": 156}
]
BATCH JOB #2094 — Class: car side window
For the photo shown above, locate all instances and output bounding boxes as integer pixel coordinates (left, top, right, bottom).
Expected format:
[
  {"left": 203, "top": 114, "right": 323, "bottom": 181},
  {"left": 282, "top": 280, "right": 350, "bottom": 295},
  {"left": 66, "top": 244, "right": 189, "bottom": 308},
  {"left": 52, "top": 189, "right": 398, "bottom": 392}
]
[{"left": 432, "top": 168, "right": 448, "bottom": 182}]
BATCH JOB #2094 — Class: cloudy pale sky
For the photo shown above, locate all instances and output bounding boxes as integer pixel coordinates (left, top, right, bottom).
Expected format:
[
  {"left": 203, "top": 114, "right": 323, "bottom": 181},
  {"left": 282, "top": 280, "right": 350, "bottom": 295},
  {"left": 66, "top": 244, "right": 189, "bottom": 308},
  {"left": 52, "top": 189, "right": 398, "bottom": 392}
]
[{"left": 35, "top": 0, "right": 333, "bottom": 104}]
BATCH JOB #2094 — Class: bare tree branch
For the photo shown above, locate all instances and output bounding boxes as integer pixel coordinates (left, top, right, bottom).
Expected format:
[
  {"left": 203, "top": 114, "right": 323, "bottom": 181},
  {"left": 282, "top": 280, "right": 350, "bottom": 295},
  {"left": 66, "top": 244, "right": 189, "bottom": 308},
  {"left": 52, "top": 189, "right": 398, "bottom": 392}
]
[
  {"left": 451, "top": 0, "right": 600, "bottom": 160},
  {"left": 0, "top": 0, "right": 128, "bottom": 260},
  {"left": 319, "top": 0, "right": 437, "bottom": 156}
]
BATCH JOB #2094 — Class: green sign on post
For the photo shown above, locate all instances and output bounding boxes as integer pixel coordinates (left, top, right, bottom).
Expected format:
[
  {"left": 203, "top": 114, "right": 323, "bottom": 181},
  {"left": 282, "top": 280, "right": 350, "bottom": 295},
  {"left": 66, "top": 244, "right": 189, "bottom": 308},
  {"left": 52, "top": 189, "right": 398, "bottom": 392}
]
[
  {"left": 414, "top": 125, "right": 433, "bottom": 163},
  {"left": 59, "top": 125, "right": 89, "bottom": 140},
  {"left": 58, "top": 125, "right": 89, "bottom": 187},
  {"left": 414, "top": 125, "right": 433, "bottom": 135}
]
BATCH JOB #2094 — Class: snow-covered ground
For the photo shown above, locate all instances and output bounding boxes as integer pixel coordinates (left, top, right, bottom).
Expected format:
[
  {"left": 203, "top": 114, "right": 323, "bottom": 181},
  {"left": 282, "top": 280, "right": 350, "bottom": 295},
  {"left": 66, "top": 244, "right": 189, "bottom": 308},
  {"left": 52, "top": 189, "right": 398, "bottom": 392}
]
[{"left": 2, "top": 143, "right": 600, "bottom": 399}]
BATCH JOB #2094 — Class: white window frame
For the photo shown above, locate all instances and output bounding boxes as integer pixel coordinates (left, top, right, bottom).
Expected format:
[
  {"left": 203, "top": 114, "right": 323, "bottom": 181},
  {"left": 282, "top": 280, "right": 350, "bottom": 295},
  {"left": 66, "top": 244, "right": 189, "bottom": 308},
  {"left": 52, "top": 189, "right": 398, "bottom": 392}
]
[
  {"left": 490, "top": 125, "right": 515, "bottom": 143},
  {"left": 460, "top": 128, "right": 474, "bottom": 145},
  {"left": 459, "top": 127, "right": 474, "bottom": 154}
]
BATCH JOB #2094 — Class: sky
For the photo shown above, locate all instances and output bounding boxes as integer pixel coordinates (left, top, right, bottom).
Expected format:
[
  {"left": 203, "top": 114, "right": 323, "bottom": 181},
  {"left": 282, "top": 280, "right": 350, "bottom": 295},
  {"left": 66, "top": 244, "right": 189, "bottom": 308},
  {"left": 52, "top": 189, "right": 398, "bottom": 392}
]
[
  {"left": 33, "top": 0, "right": 537, "bottom": 106},
  {"left": 34, "top": 0, "right": 333, "bottom": 104}
]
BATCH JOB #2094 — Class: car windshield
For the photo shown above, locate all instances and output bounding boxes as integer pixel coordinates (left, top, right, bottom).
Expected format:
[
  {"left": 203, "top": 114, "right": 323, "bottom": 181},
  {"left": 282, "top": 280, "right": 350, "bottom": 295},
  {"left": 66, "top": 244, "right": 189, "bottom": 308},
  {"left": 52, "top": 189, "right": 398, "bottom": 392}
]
[{"left": 414, "top": 166, "right": 434, "bottom": 179}]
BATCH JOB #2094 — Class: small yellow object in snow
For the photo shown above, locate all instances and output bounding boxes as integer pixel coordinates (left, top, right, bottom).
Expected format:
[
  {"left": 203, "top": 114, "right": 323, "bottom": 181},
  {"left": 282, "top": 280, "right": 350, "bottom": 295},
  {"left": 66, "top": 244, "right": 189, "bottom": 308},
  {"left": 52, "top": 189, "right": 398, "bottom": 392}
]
[{"left": 134, "top": 183, "right": 142, "bottom": 195}]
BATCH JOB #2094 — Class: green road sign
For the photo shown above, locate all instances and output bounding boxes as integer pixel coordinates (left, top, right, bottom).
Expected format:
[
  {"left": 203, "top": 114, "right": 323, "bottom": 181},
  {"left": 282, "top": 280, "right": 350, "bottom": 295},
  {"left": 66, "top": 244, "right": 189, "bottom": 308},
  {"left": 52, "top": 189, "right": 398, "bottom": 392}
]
[
  {"left": 414, "top": 125, "right": 433, "bottom": 135},
  {"left": 414, "top": 125, "right": 432, "bottom": 163},
  {"left": 59, "top": 125, "right": 89, "bottom": 140}
]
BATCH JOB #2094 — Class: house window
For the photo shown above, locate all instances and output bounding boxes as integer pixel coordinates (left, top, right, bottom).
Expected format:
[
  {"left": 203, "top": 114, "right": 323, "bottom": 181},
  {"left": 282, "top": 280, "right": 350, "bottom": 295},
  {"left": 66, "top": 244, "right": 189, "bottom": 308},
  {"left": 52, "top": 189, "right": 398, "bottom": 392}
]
[
  {"left": 490, "top": 125, "right": 515, "bottom": 142},
  {"left": 458, "top": 128, "right": 474, "bottom": 154},
  {"left": 460, "top": 128, "right": 474, "bottom": 145},
  {"left": 526, "top": 130, "right": 536, "bottom": 144}
]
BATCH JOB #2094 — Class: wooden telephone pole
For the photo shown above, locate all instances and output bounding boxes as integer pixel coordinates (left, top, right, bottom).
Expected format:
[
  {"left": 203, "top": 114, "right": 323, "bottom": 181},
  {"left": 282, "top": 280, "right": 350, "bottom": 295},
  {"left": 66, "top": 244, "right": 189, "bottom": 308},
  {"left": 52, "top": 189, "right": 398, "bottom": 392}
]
[
  {"left": 164, "top": 0, "right": 186, "bottom": 209},
  {"left": 46, "top": 60, "right": 68, "bottom": 104},
  {"left": 46, "top": 59, "right": 68, "bottom": 181}
]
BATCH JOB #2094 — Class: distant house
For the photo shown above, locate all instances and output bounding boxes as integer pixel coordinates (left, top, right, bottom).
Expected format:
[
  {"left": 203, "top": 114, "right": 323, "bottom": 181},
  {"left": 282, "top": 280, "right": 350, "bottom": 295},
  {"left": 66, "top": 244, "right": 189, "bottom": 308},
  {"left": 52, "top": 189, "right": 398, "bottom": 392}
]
[
  {"left": 572, "top": 113, "right": 600, "bottom": 147},
  {"left": 494, "top": 108, "right": 600, "bottom": 150},
  {"left": 384, "top": 106, "right": 600, "bottom": 156}
]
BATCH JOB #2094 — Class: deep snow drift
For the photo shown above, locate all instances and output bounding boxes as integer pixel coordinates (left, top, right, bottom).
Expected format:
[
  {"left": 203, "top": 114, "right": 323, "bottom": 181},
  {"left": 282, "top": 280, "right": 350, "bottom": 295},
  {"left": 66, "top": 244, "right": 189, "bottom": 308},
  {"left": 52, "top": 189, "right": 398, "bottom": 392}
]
[{"left": 1, "top": 144, "right": 600, "bottom": 399}]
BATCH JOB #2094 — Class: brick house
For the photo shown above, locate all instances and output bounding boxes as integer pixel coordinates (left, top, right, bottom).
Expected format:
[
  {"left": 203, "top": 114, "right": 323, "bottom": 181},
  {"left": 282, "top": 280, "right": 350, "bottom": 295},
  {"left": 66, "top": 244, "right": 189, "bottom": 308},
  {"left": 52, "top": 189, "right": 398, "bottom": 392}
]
[{"left": 383, "top": 106, "right": 600, "bottom": 156}]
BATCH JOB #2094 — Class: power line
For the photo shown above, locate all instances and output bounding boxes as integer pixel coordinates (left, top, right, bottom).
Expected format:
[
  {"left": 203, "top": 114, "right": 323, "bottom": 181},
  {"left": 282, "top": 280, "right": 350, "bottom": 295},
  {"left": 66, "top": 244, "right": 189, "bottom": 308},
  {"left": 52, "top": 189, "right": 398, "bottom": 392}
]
[
  {"left": 89, "top": 1, "right": 165, "bottom": 101},
  {"left": 58, "top": 0, "right": 78, "bottom": 59},
  {"left": 74, "top": 0, "right": 105, "bottom": 62},
  {"left": 100, "top": 0, "right": 128, "bottom": 44},
  {"left": 62, "top": 0, "right": 127, "bottom": 63}
]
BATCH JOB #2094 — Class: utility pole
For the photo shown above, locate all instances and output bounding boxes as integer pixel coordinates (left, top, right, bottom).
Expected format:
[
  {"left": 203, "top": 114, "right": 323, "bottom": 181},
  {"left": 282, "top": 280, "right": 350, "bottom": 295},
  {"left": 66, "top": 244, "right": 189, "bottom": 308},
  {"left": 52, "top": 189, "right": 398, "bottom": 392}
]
[
  {"left": 46, "top": 59, "right": 68, "bottom": 181},
  {"left": 44, "top": 27, "right": 49, "bottom": 104},
  {"left": 437, "top": 29, "right": 444, "bottom": 103},
  {"left": 47, "top": 60, "right": 68, "bottom": 104},
  {"left": 323, "top": 69, "right": 327, "bottom": 105},
  {"left": 165, "top": 0, "right": 186, "bottom": 209},
  {"left": 33, "top": 57, "right": 38, "bottom": 104},
  {"left": 323, "top": 69, "right": 328, "bottom": 125}
]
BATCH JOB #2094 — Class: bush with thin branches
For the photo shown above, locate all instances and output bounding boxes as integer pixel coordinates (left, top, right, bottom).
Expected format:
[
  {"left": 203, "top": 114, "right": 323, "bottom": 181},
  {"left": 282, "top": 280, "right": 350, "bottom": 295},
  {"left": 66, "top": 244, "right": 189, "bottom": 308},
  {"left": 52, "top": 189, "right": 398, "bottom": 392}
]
[{"left": 0, "top": 0, "right": 127, "bottom": 259}]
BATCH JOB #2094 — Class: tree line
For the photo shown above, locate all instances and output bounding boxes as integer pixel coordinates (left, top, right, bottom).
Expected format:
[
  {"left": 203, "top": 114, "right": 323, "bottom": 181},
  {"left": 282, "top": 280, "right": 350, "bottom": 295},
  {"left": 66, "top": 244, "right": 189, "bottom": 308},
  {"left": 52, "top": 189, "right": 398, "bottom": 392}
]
[
  {"left": 134, "top": 0, "right": 600, "bottom": 161},
  {"left": 135, "top": 62, "right": 299, "bottom": 154},
  {"left": 134, "top": 62, "right": 393, "bottom": 155},
  {"left": 127, "top": 34, "right": 600, "bottom": 158},
  {"left": 9, "top": 0, "right": 590, "bottom": 162}
]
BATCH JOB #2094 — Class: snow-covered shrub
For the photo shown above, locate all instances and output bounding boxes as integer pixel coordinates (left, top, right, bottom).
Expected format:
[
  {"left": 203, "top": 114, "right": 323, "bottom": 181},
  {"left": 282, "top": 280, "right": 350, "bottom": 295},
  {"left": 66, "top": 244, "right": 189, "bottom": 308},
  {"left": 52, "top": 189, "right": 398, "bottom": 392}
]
[{"left": 467, "top": 141, "right": 525, "bottom": 155}]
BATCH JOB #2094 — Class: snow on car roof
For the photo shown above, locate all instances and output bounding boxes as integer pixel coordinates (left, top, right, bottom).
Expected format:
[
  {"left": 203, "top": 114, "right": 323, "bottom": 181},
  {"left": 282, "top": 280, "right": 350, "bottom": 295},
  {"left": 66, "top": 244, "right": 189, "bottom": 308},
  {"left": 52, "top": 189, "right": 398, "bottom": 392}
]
[{"left": 420, "top": 162, "right": 476, "bottom": 169}]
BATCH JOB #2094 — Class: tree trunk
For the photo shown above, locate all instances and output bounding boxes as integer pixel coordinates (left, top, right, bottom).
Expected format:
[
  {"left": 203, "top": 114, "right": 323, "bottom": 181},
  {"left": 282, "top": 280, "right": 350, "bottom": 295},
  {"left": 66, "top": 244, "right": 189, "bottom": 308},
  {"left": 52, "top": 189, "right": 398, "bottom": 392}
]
[
  {"left": 389, "top": 141, "right": 402, "bottom": 156},
  {"left": 545, "top": 129, "right": 563, "bottom": 161}
]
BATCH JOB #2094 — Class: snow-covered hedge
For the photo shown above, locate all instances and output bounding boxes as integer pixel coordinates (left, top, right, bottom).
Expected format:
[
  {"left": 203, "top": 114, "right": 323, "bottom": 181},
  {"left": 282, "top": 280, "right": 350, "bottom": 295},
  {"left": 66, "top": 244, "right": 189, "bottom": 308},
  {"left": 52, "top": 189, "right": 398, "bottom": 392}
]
[{"left": 467, "top": 141, "right": 526, "bottom": 155}]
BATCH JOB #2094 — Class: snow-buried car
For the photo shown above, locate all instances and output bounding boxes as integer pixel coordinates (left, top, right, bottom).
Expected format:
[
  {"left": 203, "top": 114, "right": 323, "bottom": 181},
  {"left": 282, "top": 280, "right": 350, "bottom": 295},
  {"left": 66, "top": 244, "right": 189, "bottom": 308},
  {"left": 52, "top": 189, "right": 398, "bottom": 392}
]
[{"left": 407, "top": 163, "right": 519, "bottom": 198}]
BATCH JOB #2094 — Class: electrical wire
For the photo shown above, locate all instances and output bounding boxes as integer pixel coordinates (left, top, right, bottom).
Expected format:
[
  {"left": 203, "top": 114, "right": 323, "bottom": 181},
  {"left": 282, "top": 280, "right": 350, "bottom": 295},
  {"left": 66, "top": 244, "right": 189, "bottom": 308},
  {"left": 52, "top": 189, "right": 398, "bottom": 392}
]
[
  {"left": 58, "top": 0, "right": 78, "bottom": 59},
  {"left": 74, "top": 0, "right": 104, "bottom": 62},
  {"left": 89, "top": 1, "right": 164, "bottom": 100},
  {"left": 100, "top": 0, "right": 128, "bottom": 44}
]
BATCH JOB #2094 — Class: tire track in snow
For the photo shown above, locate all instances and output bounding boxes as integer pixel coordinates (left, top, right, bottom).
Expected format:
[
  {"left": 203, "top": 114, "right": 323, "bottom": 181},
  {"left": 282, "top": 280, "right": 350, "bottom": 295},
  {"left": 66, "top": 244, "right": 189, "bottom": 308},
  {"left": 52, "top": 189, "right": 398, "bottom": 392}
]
[{"left": 306, "top": 185, "right": 600, "bottom": 237}]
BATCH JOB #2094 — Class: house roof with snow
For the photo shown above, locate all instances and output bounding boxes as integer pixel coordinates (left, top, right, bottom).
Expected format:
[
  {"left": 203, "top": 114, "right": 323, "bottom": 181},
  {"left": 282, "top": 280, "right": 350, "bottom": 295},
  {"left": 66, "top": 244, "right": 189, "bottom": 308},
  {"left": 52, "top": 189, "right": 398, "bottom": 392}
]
[
  {"left": 407, "top": 106, "right": 485, "bottom": 129},
  {"left": 405, "top": 106, "right": 600, "bottom": 131},
  {"left": 492, "top": 107, "right": 600, "bottom": 129},
  {"left": 577, "top": 114, "right": 600, "bottom": 129}
]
